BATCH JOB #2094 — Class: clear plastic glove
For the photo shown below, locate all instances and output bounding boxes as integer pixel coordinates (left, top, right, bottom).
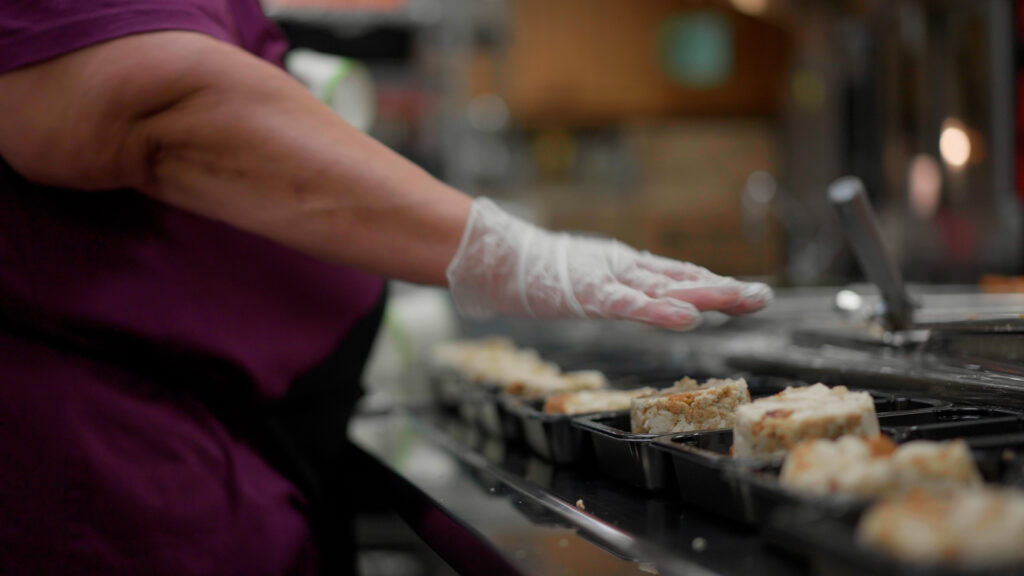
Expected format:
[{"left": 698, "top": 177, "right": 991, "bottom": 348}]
[{"left": 446, "top": 198, "right": 773, "bottom": 330}]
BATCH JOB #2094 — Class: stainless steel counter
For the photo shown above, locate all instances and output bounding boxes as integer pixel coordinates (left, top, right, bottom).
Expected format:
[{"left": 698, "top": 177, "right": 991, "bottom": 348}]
[{"left": 350, "top": 409, "right": 805, "bottom": 576}]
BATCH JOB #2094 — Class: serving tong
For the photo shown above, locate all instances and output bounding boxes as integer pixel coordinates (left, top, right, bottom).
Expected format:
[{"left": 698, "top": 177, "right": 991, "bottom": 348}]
[{"left": 821, "top": 177, "right": 1024, "bottom": 354}]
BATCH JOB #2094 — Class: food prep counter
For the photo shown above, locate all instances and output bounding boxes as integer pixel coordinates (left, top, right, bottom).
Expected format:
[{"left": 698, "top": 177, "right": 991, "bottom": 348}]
[
  {"left": 349, "top": 287, "right": 1024, "bottom": 576},
  {"left": 350, "top": 410, "right": 803, "bottom": 576}
]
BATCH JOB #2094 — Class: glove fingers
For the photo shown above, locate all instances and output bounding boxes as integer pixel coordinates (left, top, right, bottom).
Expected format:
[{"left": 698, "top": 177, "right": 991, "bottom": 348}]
[
  {"left": 653, "top": 283, "right": 744, "bottom": 311},
  {"left": 593, "top": 284, "right": 702, "bottom": 331},
  {"left": 635, "top": 252, "right": 718, "bottom": 282},
  {"left": 617, "top": 267, "right": 745, "bottom": 311},
  {"left": 720, "top": 282, "right": 774, "bottom": 315}
]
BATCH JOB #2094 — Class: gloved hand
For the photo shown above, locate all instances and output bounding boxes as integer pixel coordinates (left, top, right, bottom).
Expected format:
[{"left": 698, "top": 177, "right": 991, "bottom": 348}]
[{"left": 446, "top": 198, "right": 773, "bottom": 330}]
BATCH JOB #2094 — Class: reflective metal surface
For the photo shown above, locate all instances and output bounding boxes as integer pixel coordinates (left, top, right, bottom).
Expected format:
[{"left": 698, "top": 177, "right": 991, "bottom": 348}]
[{"left": 350, "top": 410, "right": 805, "bottom": 576}]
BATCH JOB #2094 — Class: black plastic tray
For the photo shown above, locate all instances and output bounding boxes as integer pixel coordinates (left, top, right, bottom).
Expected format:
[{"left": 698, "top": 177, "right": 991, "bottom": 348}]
[
  {"left": 572, "top": 378, "right": 950, "bottom": 497},
  {"left": 572, "top": 412, "right": 678, "bottom": 493},
  {"left": 505, "top": 396, "right": 610, "bottom": 464},
  {"left": 652, "top": 429, "right": 768, "bottom": 524},
  {"left": 767, "top": 503, "right": 1024, "bottom": 576},
  {"left": 450, "top": 375, "right": 545, "bottom": 442},
  {"left": 761, "top": 430, "right": 1024, "bottom": 575},
  {"left": 454, "top": 380, "right": 491, "bottom": 429},
  {"left": 569, "top": 376, "right": 805, "bottom": 496},
  {"left": 648, "top": 402, "right": 986, "bottom": 526},
  {"left": 501, "top": 372, "right": 708, "bottom": 463},
  {"left": 871, "top": 394, "right": 954, "bottom": 413},
  {"left": 735, "top": 430, "right": 1024, "bottom": 531},
  {"left": 879, "top": 406, "right": 1024, "bottom": 442},
  {"left": 460, "top": 370, "right": 679, "bottom": 441},
  {"left": 475, "top": 383, "right": 522, "bottom": 441},
  {"left": 740, "top": 406, "right": 1024, "bottom": 527},
  {"left": 453, "top": 377, "right": 513, "bottom": 436},
  {"left": 430, "top": 367, "right": 466, "bottom": 411},
  {"left": 965, "top": 432, "right": 1024, "bottom": 486},
  {"left": 428, "top": 367, "right": 498, "bottom": 429}
]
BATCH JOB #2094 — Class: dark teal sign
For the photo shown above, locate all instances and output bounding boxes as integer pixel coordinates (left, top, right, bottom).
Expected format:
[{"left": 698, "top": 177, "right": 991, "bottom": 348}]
[{"left": 660, "top": 11, "right": 735, "bottom": 88}]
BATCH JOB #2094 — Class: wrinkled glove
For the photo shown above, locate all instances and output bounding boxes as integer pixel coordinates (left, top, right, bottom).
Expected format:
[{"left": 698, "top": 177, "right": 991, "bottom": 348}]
[{"left": 446, "top": 198, "right": 773, "bottom": 330}]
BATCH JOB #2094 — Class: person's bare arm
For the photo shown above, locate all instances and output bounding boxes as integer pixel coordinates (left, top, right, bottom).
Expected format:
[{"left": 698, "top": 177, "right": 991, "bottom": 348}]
[
  {"left": 0, "top": 30, "right": 469, "bottom": 285},
  {"left": 0, "top": 29, "right": 774, "bottom": 328}
]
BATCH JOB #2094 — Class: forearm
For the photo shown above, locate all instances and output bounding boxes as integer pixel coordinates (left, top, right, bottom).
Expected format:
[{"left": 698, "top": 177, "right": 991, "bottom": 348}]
[
  {"left": 0, "top": 31, "right": 470, "bottom": 285},
  {"left": 132, "top": 56, "right": 470, "bottom": 284}
]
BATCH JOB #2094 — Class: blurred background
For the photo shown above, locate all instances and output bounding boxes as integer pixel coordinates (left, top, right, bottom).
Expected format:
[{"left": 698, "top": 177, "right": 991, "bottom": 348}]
[
  {"left": 270, "top": 0, "right": 1023, "bottom": 287},
  {"left": 264, "top": 1, "right": 1024, "bottom": 573}
]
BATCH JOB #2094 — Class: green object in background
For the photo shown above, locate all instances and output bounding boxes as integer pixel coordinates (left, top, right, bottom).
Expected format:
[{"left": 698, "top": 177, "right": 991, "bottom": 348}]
[
  {"left": 321, "top": 57, "right": 354, "bottom": 103},
  {"left": 659, "top": 11, "right": 735, "bottom": 88}
]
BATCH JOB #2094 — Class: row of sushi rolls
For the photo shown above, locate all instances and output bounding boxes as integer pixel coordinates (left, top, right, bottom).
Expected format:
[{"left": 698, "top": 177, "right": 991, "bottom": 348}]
[{"left": 432, "top": 337, "right": 1024, "bottom": 570}]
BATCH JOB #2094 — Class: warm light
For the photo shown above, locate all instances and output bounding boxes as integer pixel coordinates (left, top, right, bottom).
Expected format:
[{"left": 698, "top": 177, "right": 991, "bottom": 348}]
[
  {"left": 731, "top": 0, "right": 769, "bottom": 16},
  {"left": 908, "top": 154, "right": 942, "bottom": 219},
  {"left": 939, "top": 119, "right": 971, "bottom": 168}
]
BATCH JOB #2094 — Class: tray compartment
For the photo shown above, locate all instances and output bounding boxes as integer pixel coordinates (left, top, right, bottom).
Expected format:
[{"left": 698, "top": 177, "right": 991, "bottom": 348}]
[
  {"left": 650, "top": 399, "right": 986, "bottom": 526},
  {"left": 733, "top": 406, "right": 1024, "bottom": 526},
  {"left": 651, "top": 430, "right": 771, "bottom": 524},
  {"left": 766, "top": 501, "right": 1024, "bottom": 576},
  {"left": 763, "top": 431, "right": 1024, "bottom": 576},
  {"left": 476, "top": 391, "right": 526, "bottom": 444},
  {"left": 455, "top": 380, "right": 496, "bottom": 429},
  {"left": 475, "top": 384, "right": 514, "bottom": 440},
  {"left": 504, "top": 373, "right": 698, "bottom": 463},
  {"left": 571, "top": 375, "right": 800, "bottom": 495},
  {"left": 879, "top": 406, "right": 1024, "bottom": 442},
  {"left": 508, "top": 397, "right": 601, "bottom": 464},
  {"left": 430, "top": 368, "right": 465, "bottom": 412},
  {"left": 573, "top": 412, "right": 677, "bottom": 493}
]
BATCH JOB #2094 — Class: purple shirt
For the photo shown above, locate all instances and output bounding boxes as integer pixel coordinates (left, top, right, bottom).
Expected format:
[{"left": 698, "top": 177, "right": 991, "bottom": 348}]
[{"left": 0, "top": 2, "right": 385, "bottom": 574}]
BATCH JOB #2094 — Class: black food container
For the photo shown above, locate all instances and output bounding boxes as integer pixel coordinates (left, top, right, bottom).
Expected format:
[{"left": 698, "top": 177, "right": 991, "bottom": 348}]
[
  {"left": 474, "top": 383, "right": 525, "bottom": 442},
  {"left": 570, "top": 376, "right": 803, "bottom": 495},
  {"left": 731, "top": 405, "right": 1024, "bottom": 526},
  {"left": 763, "top": 428, "right": 1024, "bottom": 576},
  {"left": 572, "top": 412, "right": 677, "bottom": 493},
  {"left": 766, "top": 502, "right": 1024, "bottom": 576},
  {"left": 649, "top": 395, "right": 960, "bottom": 525},
  {"left": 505, "top": 396, "right": 606, "bottom": 464},
  {"left": 502, "top": 371, "right": 692, "bottom": 463},
  {"left": 571, "top": 377, "right": 942, "bottom": 497},
  {"left": 430, "top": 367, "right": 466, "bottom": 412}
]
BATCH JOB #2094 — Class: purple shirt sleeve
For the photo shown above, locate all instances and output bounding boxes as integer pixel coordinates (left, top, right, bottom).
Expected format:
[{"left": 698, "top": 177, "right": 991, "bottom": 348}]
[
  {"left": 0, "top": 2, "right": 379, "bottom": 573},
  {"left": 0, "top": 0, "right": 273, "bottom": 73}
]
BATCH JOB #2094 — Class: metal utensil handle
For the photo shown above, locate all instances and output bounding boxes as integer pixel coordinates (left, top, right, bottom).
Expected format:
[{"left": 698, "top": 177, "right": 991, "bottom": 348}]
[{"left": 828, "top": 176, "right": 915, "bottom": 331}]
